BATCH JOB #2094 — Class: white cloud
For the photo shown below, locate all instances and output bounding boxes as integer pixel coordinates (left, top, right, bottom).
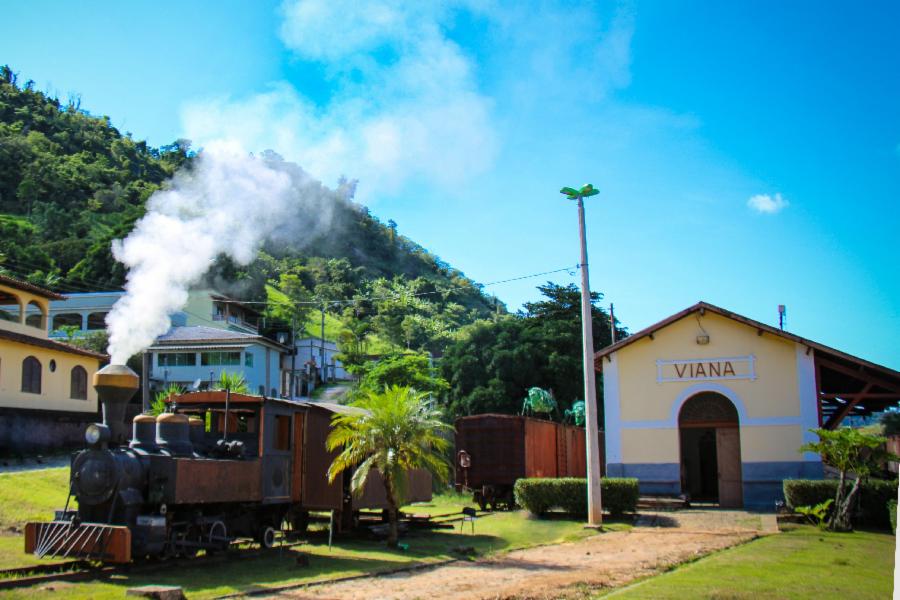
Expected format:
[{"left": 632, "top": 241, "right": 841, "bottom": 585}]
[
  {"left": 178, "top": 1, "right": 640, "bottom": 201},
  {"left": 181, "top": 1, "right": 498, "bottom": 200},
  {"left": 747, "top": 192, "right": 789, "bottom": 214}
]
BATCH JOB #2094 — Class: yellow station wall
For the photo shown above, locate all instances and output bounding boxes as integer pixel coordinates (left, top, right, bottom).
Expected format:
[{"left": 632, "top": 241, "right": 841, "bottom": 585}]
[{"left": 613, "top": 312, "right": 807, "bottom": 464}]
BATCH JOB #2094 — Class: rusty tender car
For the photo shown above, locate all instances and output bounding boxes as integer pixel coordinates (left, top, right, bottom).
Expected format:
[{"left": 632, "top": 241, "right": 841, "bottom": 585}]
[{"left": 25, "top": 364, "right": 430, "bottom": 563}]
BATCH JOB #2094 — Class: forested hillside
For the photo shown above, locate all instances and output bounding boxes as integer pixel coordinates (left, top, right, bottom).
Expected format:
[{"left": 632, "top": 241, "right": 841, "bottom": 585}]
[
  {"left": 0, "top": 66, "right": 499, "bottom": 353},
  {"left": 0, "top": 65, "right": 626, "bottom": 423}
]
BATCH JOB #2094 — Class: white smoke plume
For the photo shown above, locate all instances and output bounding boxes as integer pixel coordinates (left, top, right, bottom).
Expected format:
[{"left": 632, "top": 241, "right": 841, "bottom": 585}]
[{"left": 105, "top": 141, "right": 339, "bottom": 364}]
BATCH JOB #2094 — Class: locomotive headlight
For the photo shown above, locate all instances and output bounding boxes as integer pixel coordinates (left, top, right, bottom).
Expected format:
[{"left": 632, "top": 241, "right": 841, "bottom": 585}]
[{"left": 85, "top": 423, "right": 110, "bottom": 447}]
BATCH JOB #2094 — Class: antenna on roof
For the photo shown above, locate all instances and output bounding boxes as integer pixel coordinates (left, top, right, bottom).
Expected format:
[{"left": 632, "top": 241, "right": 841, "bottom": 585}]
[{"left": 778, "top": 305, "right": 786, "bottom": 331}]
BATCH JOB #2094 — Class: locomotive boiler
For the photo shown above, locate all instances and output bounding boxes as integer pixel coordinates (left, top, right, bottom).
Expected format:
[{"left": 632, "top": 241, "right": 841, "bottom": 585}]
[{"left": 25, "top": 364, "right": 431, "bottom": 563}]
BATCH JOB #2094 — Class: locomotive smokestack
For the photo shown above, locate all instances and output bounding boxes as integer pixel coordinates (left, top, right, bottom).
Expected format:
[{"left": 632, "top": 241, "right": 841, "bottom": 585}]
[{"left": 93, "top": 364, "right": 140, "bottom": 445}]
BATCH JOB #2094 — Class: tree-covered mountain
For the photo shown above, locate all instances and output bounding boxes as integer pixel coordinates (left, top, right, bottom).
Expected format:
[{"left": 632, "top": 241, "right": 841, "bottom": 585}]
[
  {"left": 0, "top": 65, "right": 500, "bottom": 349},
  {"left": 0, "top": 65, "right": 627, "bottom": 422}
]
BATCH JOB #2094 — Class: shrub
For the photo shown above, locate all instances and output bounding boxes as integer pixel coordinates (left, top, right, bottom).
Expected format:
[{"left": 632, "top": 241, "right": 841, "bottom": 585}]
[
  {"left": 513, "top": 477, "right": 639, "bottom": 517},
  {"left": 783, "top": 479, "right": 898, "bottom": 529},
  {"left": 888, "top": 499, "right": 897, "bottom": 533}
]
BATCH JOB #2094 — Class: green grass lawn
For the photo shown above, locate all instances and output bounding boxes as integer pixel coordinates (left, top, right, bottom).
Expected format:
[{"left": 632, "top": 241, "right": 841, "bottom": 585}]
[
  {"left": 0, "top": 479, "right": 624, "bottom": 599},
  {"left": 0, "top": 467, "right": 70, "bottom": 534},
  {"left": 602, "top": 524, "right": 895, "bottom": 599}
]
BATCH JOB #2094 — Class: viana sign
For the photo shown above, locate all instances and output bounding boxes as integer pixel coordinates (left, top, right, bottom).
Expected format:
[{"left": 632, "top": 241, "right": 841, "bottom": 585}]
[{"left": 656, "top": 355, "right": 756, "bottom": 383}]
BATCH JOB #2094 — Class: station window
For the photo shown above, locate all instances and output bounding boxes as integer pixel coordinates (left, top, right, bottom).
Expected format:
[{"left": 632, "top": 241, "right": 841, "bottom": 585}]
[
  {"left": 70, "top": 366, "right": 88, "bottom": 400},
  {"left": 158, "top": 353, "right": 197, "bottom": 367},
  {"left": 274, "top": 415, "right": 291, "bottom": 451},
  {"left": 21, "top": 356, "right": 41, "bottom": 394},
  {"left": 245, "top": 352, "right": 254, "bottom": 367},
  {"left": 201, "top": 351, "right": 241, "bottom": 366}
]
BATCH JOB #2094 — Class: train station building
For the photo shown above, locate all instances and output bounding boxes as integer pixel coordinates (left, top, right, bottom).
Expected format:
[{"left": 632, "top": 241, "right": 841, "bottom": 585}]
[{"left": 597, "top": 301, "right": 900, "bottom": 509}]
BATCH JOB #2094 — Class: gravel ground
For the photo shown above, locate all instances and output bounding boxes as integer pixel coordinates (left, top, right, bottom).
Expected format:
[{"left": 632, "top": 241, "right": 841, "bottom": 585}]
[{"left": 265, "top": 509, "right": 766, "bottom": 600}]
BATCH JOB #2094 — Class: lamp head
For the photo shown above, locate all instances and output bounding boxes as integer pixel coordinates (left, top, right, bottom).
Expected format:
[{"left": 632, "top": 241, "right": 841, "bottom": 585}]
[
  {"left": 560, "top": 186, "right": 579, "bottom": 199},
  {"left": 580, "top": 183, "right": 599, "bottom": 197},
  {"left": 560, "top": 184, "right": 599, "bottom": 200}
]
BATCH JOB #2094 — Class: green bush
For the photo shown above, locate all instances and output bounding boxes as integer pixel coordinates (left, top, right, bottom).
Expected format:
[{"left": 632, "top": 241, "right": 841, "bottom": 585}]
[
  {"left": 783, "top": 479, "right": 898, "bottom": 529},
  {"left": 888, "top": 499, "right": 897, "bottom": 533},
  {"left": 513, "top": 477, "right": 639, "bottom": 517}
]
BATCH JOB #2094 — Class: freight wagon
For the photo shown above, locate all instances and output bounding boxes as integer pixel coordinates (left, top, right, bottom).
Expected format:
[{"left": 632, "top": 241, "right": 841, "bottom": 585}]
[{"left": 455, "top": 414, "right": 601, "bottom": 510}]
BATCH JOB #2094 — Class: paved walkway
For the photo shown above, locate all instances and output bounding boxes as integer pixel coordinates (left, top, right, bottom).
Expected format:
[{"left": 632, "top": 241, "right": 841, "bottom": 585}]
[{"left": 267, "top": 510, "right": 768, "bottom": 600}]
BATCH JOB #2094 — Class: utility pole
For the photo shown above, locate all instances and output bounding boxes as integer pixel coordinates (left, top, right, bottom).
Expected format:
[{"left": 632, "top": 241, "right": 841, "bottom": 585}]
[
  {"left": 610, "top": 303, "right": 616, "bottom": 344},
  {"left": 320, "top": 304, "right": 326, "bottom": 383},
  {"left": 560, "top": 183, "right": 603, "bottom": 527},
  {"left": 290, "top": 316, "right": 297, "bottom": 398}
]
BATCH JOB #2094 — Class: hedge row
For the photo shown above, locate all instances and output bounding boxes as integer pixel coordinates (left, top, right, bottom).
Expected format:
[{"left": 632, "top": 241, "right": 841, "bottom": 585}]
[
  {"left": 513, "top": 477, "right": 639, "bottom": 517},
  {"left": 783, "top": 479, "right": 898, "bottom": 529},
  {"left": 889, "top": 500, "right": 897, "bottom": 533}
]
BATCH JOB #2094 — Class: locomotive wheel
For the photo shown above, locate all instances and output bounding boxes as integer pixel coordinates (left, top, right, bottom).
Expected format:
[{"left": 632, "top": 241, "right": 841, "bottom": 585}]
[
  {"left": 257, "top": 526, "right": 277, "bottom": 549},
  {"left": 206, "top": 520, "right": 229, "bottom": 554}
]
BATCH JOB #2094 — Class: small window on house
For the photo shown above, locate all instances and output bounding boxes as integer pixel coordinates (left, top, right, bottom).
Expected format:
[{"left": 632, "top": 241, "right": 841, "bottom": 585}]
[
  {"left": 0, "top": 291, "right": 21, "bottom": 323},
  {"left": 274, "top": 415, "right": 291, "bottom": 451},
  {"left": 52, "top": 313, "right": 83, "bottom": 332},
  {"left": 158, "top": 353, "right": 197, "bottom": 367},
  {"left": 201, "top": 351, "right": 241, "bottom": 366},
  {"left": 48, "top": 359, "right": 56, "bottom": 372},
  {"left": 25, "top": 301, "right": 46, "bottom": 329},
  {"left": 244, "top": 352, "right": 254, "bottom": 367},
  {"left": 70, "top": 366, "right": 88, "bottom": 400},
  {"left": 21, "top": 356, "right": 41, "bottom": 394},
  {"left": 87, "top": 312, "right": 108, "bottom": 330}
]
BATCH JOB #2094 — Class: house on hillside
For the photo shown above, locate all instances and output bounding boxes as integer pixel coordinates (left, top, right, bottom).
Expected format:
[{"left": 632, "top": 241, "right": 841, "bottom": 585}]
[
  {"left": 45, "top": 289, "right": 261, "bottom": 339},
  {"left": 146, "top": 326, "right": 287, "bottom": 399},
  {"left": 0, "top": 275, "right": 106, "bottom": 454},
  {"left": 598, "top": 301, "right": 900, "bottom": 509},
  {"left": 281, "top": 337, "right": 349, "bottom": 399}
]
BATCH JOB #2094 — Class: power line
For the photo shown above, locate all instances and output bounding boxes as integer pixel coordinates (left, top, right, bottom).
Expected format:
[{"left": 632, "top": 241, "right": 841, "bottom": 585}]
[
  {"left": 239, "top": 265, "right": 580, "bottom": 309},
  {"left": 2, "top": 259, "right": 579, "bottom": 314}
]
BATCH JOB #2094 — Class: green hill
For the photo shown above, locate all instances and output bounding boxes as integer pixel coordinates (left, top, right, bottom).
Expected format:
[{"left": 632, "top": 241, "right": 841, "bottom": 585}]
[{"left": 0, "top": 65, "right": 501, "bottom": 354}]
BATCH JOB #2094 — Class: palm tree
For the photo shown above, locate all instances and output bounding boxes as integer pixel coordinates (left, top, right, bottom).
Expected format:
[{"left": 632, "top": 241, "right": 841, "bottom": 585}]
[
  {"left": 215, "top": 371, "right": 249, "bottom": 394},
  {"left": 326, "top": 386, "right": 452, "bottom": 547}
]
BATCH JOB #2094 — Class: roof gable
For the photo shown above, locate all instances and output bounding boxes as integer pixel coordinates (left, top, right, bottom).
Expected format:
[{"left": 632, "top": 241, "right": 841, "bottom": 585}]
[{"left": 595, "top": 301, "right": 899, "bottom": 381}]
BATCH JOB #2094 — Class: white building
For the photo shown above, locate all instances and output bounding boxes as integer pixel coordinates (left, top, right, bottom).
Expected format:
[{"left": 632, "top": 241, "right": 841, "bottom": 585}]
[{"left": 282, "top": 337, "right": 349, "bottom": 399}]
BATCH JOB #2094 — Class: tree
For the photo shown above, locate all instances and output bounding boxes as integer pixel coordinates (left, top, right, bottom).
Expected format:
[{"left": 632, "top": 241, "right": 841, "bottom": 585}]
[
  {"left": 441, "top": 283, "right": 626, "bottom": 420},
  {"left": 215, "top": 371, "right": 249, "bottom": 394},
  {"left": 151, "top": 383, "right": 184, "bottom": 415},
  {"left": 358, "top": 352, "right": 449, "bottom": 397},
  {"left": 800, "top": 427, "right": 897, "bottom": 531},
  {"left": 326, "top": 386, "right": 452, "bottom": 546}
]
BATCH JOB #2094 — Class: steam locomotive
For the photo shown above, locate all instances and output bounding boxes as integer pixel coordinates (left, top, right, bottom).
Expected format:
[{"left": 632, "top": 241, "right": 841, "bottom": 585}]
[{"left": 25, "top": 364, "right": 431, "bottom": 563}]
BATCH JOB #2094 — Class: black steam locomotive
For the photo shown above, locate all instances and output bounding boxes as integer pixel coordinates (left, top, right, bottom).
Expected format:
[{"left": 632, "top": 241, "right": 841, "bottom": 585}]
[{"left": 26, "top": 364, "right": 431, "bottom": 562}]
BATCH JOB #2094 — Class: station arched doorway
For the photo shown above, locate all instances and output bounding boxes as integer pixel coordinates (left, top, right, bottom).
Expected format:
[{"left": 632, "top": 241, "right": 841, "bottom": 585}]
[{"left": 678, "top": 392, "right": 743, "bottom": 507}]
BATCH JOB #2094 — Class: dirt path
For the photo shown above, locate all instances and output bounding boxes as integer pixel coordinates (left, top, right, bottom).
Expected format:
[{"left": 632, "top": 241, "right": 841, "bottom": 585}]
[{"left": 268, "top": 510, "right": 766, "bottom": 600}]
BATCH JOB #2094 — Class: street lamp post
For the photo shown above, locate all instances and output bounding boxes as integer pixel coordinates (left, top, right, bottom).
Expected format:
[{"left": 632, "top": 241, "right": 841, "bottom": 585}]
[{"left": 560, "top": 183, "right": 603, "bottom": 527}]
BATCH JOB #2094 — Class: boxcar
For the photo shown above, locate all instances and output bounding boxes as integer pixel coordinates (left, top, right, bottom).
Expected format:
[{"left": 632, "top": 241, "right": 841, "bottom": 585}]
[{"left": 455, "top": 413, "right": 599, "bottom": 510}]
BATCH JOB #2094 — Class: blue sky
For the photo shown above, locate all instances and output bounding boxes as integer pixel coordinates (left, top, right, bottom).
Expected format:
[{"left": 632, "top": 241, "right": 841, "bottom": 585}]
[{"left": 3, "top": 1, "right": 898, "bottom": 368}]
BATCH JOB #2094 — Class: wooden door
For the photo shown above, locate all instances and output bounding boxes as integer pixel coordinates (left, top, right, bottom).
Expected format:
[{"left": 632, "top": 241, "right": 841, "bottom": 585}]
[
  {"left": 716, "top": 427, "right": 742, "bottom": 508},
  {"left": 290, "top": 412, "right": 304, "bottom": 502}
]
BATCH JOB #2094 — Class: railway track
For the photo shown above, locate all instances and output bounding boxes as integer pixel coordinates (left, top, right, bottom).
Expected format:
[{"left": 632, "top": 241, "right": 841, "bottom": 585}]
[{"left": 0, "top": 538, "right": 307, "bottom": 591}]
